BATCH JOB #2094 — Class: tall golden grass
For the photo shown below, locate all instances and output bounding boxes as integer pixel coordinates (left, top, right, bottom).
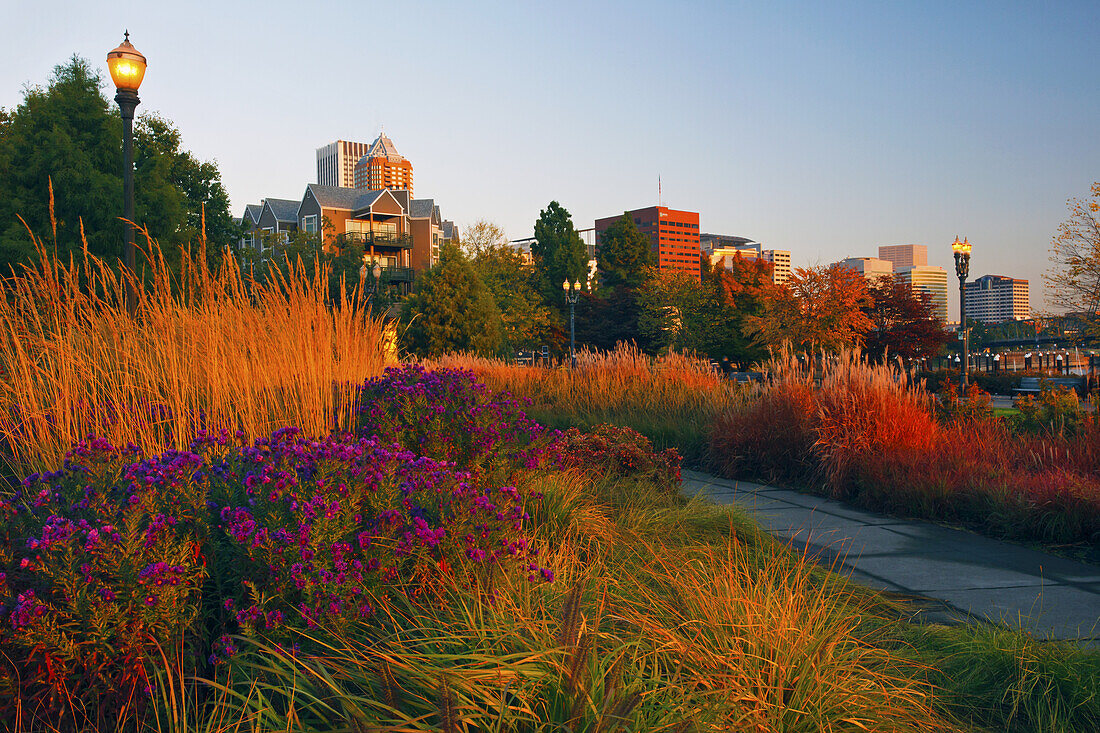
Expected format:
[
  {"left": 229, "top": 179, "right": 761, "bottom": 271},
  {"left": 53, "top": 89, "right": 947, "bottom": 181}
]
[
  {"left": 0, "top": 232, "right": 393, "bottom": 479},
  {"left": 425, "top": 345, "right": 745, "bottom": 463}
]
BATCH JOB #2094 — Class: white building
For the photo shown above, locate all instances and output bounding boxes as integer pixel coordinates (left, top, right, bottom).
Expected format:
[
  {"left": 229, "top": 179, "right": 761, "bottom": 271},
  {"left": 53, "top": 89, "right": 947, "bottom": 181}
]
[
  {"left": 964, "top": 275, "right": 1030, "bottom": 324},
  {"left": 316, "top": 140, "right": 372, "bottom": 188},
  {"left": 878, "top": 244, "right": 928, "bottom": 270}
]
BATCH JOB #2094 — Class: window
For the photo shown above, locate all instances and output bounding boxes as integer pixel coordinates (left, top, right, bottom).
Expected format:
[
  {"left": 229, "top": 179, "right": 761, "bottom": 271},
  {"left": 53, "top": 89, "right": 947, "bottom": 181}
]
[{"left": 302, "top": 215, "right": 318, "bottom": 233}]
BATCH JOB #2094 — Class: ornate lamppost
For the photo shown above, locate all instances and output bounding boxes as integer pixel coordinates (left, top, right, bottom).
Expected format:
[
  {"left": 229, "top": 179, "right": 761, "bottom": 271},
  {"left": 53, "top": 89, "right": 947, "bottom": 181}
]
[
  {"left": 360, "top": 258, "right": 383, "bottom": 307},
  {"left": 563, "top": 279, "right": 582, "bottom": 369},
  {"left": 107, "top": 32, "right": 147, "bottom": 313},
  {"left": 952, "top": 236, "right": 972, "bottom": 391}
]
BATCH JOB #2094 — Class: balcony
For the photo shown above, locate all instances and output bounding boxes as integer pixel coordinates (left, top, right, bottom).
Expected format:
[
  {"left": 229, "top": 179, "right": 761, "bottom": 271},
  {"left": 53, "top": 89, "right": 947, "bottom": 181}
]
[
  {"left": 379, "top": 266, "right": 414, "bottom": 283},
  {"left": 337, "top": 232, "right": 413, "bottom": 250}
]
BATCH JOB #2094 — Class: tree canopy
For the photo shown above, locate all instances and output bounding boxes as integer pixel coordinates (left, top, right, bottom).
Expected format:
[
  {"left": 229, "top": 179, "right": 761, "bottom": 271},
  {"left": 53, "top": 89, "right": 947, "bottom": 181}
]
[
  {"left": 597, "top": 214, "right": 653, "bottom": 291},
  {"left": 863, "top": 274, "right": 950, "bottom": 360},
  {"left": 1045, "top": 181, "right": 1100, "bottom": 340},
  {"left": 0, "top": 56, "right": 235, "bottom": 274},
  {"left": 746, "top": 264, "right": 873, "bottom": 352},
  {"left": 401, "top": 243, "right": 502, "bottom": 357},
  {"left": 464, "top": 220, "right": 557, "bottom": 353},
  {"left": 531, "top": 201, "right": 587, "bottom": 304}
]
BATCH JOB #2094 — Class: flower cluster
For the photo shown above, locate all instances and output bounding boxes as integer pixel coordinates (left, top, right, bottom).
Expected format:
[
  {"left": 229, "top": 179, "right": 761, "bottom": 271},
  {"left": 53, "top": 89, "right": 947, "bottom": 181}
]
[
  {"left": 205, "top": 428, "right": 546, "bottom": 642},
  {"left": 556, "top": 424, "right": 682, "bottom": 494},
  {"left": 356, "top": 365, "right": 559, "bottom": 480}
]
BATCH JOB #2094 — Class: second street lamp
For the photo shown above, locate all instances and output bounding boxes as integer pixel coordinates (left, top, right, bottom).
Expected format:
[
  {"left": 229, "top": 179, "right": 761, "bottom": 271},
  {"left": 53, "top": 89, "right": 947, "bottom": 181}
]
[
  {"left": 107, "top": 31, "right": 147, "bottom": 313},
  {"left": 563, "top": 279, "right": 582, "bottom": 369},
  {"left": 952, "top": 235, "right": 972, "bottom": 391}
]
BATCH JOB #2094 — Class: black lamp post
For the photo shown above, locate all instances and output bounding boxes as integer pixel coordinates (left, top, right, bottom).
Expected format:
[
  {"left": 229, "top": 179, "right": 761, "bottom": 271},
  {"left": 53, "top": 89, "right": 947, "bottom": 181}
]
[
  {"left": 360, "top": 259, "right": 383, "bottom": 307},
  {"left": 107, "top": 31, "right": 147, "bottom": 313},
  {"left": 563, "top": 278, "right": 582, "bottom": 369},
  {"left": 952, "top": 236, "right": 972, "bottom": 391}
]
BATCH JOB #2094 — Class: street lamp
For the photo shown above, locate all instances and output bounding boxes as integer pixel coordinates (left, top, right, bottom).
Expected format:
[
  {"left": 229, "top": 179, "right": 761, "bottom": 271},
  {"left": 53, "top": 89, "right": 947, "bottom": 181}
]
[
  {"left": 952, "top": 236, "right": 971, "bottom": 391},
  {"left": 107, "top": 31, "right": 146, "bottom": 313},
  {"left": 360, "top": 258, "right": 383, "bottom": 306},
  {"left": 563, "top": 279, "right": 582, "bottom": 369}
]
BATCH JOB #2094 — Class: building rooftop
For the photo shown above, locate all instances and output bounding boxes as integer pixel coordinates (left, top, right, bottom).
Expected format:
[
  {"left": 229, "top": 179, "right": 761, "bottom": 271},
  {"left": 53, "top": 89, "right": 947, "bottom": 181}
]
[{"left": 263, "top": 198, "right": 301, "bottom": 223}]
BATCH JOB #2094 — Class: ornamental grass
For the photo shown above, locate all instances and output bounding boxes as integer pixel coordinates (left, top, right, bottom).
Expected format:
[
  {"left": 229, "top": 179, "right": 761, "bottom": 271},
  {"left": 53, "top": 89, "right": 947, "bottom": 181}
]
[
  {"left": 0, "top": 233, "right": 393, "bottom": 482},
  {"left": 425, "top": 344, "right": 745, "bottom": 464}
]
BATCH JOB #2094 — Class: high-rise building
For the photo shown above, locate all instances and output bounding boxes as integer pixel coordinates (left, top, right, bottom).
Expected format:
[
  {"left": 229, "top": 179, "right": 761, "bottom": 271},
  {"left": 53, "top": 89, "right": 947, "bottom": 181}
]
[
  {"left": 964, "top": 275, "right": 1030, "bottom": 324},
  {"left": 595, "top": 206, "right": 700, "bottom": 279},
  {"left": 878, "top": 244, "right": 928, "bottom": 270},
  {"left": 354, "top": 133, "right": 414, "bottom": 195},
  {"left": 896, "top": 266, "right": 948, "bottom": 322},
  {"left": 838, "top": 257, "right": 893, "bottom": 281},
  {"left": 316, "top": 140, "right": 372, "bottom": 188},
  {"left": 762, "top": 249, "right": 791, "bottom": 286}
]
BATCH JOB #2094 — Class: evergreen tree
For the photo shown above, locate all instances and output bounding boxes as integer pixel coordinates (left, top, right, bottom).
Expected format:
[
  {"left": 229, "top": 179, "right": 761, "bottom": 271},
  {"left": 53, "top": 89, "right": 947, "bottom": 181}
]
[
  {"left": 531, "top": 201, "right": 587, "bottom": 304},
  {"left": 597, "top": 213, "right": 653, "bottom": 291},
  {"left": 401, "top": 243, "right": 502, "bottom": 357}
]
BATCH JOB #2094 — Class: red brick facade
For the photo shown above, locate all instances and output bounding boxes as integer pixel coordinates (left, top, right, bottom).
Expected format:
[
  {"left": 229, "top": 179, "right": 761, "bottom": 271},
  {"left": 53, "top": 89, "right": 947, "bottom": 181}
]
[{"left": 595, "top": 206, "right": 700, "bottom": 279}]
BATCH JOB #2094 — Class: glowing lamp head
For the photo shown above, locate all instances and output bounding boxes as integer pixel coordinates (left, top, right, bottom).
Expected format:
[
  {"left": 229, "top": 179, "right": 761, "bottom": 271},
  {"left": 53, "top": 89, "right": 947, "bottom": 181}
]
[
  {"left": 574, "top": 280, "right": 581, "bottom": 290},
  {"left": 372, "top": 262, "right": 382, "bottom": 279},
  {"left": 107, "top": 31, "right": 147, "bottom": 93},
  {"left": 562, "top": 279, "right": 570, "bottom": 291},
  {"left": 951, "top": 235, "right": 971, "bottom": 257}
]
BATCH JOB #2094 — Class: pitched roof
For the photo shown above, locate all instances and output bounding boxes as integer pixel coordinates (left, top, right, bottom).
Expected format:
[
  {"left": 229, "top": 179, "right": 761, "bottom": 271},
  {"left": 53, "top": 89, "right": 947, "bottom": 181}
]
[
  {"left": 365, "top": 132, "right": 406, "bottom": 163},
  {"left": 409, "top": 198, "right": 435, "bottom": 219},
  {"left": 441, "top": 220, "right": 458, "bottom": 240},
  {"left": 263, "top": 198, "right": 300, "bottom": 223},
  {"left": 305, "top": 184, "right": 361, "bottom": 211},
  {"left": 242, "top": 203, "right": 263, "bottom": 224},
  {"left": 389, "top": 189, "right": 410, "bottom": 211}
]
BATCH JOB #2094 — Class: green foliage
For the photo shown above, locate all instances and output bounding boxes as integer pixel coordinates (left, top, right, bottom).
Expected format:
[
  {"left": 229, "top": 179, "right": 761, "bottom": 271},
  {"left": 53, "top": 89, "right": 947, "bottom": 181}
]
[
  {"left": 466, "top": 222, "right": 558, "bottom": 352},
  {"left": 596, "top": 214, "right": 653, "bottom": 291},
  {"left": 638, "top": 255, "right": 777, "bottom": 367},
  {"left": 1013, "top": 385, "right": 1089, "bottom": 437},
  {"left": 531, "top": 201, "right": 588, "bottom": 305},
  {"left": 933, "top": 382, "right": 995, "bottom": 424},
  {"left": 0, "top": 56, "right": 234, "bottom": 276},
  {"left": 401, "top": 243, "right": 503, "bottom": 357}
]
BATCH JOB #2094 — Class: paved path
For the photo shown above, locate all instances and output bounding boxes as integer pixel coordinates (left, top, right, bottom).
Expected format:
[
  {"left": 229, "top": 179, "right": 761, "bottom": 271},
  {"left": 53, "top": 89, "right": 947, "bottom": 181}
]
[{"left": 683, "top": 470, "right": 1100, "bottom": 644}]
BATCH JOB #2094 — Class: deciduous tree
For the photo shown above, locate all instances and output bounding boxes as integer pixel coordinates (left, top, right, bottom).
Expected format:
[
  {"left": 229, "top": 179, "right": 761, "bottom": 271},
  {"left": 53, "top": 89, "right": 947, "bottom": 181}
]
[
  {"left": 464, "top": 220, "right": 557, "bottom": 352},
  {"left": 746, "top": 264, "right": 873, "bottom": 352},
  {"left": 401, "top": 243, "right": 502, "bottom": 357},
  {"left": 1045, "top": 182, "right": 1100, "bottom": 339},
  {"left": 864, "top": 274, "right": 950, "bottom": 360}
]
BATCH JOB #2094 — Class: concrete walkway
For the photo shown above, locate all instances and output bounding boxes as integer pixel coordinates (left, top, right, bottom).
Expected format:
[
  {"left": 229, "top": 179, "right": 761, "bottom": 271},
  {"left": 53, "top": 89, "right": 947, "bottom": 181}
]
[{"left": 683, "top": 470, "right": 1100, "bottom": 644}]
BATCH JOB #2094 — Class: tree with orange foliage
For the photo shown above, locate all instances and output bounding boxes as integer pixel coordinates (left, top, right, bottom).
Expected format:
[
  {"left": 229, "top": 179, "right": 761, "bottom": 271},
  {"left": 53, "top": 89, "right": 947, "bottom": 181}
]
[
  {"left": 639, "top": 253, "right": 783, "bottom": 367},
  {"left": 1045, "top": 182, "right": 1099, "bottom": 340},
  {"left": 864, "top": 274, "right": 950, "bottom": 360},
  {"left": 746, "top": 264, "right": 873, "bottom": 352}
]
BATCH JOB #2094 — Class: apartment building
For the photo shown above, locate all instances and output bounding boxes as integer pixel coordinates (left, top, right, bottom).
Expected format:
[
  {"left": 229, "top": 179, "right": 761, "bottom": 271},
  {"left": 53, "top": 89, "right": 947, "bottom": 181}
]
[
  {"left": 596, "top": 206, "right": 700, "bottom": 279},
  {"left": 964, "top": 275, "right": 1030, "bottom": 324}
]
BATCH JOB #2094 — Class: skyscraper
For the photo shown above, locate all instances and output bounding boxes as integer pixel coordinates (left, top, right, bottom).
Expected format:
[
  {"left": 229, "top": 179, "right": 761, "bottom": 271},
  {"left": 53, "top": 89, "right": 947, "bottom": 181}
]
[
  {"left": 354, "top": 133, "right": 414, "bottom": 195},
  {"left": 316, "top": 140, "right": 372, "bottom": 188},
  {"left": 762, "top": 249, "right": 792, "bottom": 286},
  {"left": 896, "top": 266, "right": 948, "bottom": 322}
]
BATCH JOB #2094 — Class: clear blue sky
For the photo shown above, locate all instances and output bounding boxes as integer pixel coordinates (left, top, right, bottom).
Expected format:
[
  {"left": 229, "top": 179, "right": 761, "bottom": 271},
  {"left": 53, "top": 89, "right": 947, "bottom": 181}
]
[{"left": 4, "top": 0, "right": 1098, "bottom": 317}]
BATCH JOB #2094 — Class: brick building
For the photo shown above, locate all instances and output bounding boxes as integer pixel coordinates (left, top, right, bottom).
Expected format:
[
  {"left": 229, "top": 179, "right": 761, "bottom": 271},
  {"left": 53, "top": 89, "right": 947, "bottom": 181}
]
[{"left": 595, "top": 206, "right": 700, "bottom": 279}]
